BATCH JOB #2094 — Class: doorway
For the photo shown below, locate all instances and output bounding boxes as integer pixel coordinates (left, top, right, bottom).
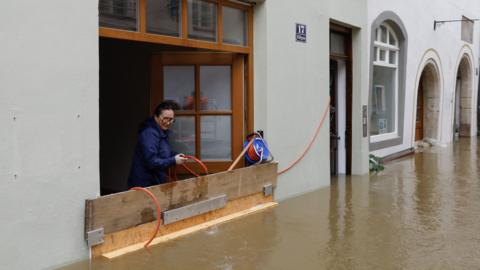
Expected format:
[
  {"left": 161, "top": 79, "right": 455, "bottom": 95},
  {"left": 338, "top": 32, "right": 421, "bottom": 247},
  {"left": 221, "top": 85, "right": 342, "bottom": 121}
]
[
  {"left": 415, "top": 62, "right": 441, "bottom": 143},
  {"left": 454, "top": 56, "right": 473, "bottom": 138},
  {"left": 329, "top": 24, "right": 352, "bottom": 175},
  {"left": 415, "top": 77, "right": 424, "bottom": 141}
]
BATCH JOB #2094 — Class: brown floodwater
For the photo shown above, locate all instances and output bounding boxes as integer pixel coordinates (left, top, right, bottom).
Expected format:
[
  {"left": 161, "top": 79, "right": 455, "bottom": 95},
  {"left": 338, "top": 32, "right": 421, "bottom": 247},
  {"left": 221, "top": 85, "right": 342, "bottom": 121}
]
[{"left": 60, "top": 138, "right": 480, "bottom": 270}]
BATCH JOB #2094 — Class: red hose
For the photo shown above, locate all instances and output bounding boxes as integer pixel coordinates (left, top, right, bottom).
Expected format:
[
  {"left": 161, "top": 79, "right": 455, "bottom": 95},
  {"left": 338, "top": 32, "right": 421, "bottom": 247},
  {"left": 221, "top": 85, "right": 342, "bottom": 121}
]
[
  {"left": 278, "top": 97, "right": 331, "bottom": 175},
  {"left": 129, "top": 157, "right": 207, "bottom": 249},
  {"left": 130, "top": 187, "right": 162, "bottom": 248},
  {"left": 181, "top": 155, "right": 209, "bottom": 176},
  {"left": 182, "top": 163, "right": 200, "bottom": 177}
]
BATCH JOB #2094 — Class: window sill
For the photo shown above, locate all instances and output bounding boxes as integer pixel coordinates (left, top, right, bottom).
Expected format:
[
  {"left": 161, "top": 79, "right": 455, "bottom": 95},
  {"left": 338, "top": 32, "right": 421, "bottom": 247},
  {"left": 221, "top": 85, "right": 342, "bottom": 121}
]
[{"left": 370, "top": 132, "right": 399, "bottom": 143}]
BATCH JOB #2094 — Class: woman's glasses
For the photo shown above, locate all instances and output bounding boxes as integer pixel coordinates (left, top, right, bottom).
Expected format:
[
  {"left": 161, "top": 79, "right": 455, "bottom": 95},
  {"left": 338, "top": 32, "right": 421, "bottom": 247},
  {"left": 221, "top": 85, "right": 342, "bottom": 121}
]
[{"left": 160, "top": 117, "right": 175, "bottom": 124}]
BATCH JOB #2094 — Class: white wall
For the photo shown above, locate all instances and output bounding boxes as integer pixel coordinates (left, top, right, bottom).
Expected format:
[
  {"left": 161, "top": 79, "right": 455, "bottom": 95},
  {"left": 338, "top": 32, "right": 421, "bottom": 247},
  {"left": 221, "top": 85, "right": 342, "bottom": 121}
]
[
  {"left": 254, "top": 0, "right": 368, "bottom": 200},
  {"left": 0, "top": 0, "right": 99, "bottom": 269},
  {"left": 369, "top": 0, "right": 480, "bottom": 157}
]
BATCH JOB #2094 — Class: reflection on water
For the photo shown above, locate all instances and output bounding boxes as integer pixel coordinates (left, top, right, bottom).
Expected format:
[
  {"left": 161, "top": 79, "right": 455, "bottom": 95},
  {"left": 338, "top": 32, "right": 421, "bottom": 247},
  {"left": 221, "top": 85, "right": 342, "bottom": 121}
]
[{"left": 60, "top": 138, "right": 480, "bottom": 270}]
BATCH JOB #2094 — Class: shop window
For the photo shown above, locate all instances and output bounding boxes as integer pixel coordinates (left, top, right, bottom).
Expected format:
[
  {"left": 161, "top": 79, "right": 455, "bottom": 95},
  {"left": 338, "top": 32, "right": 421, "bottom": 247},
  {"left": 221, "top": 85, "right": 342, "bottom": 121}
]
[
  {"left": 188, "top": 0, "right": 217, "bottom": 42},
  {"left": 163, "top": 64, "right": 233, "bottom": 161},
  {"left": 98, "top": 1, "right": 253, "bottom": 193},
  {"left": 99, "top": 0, "right": 250, "bottom": 50},
  {"left": 146, "top": 0, "right": 181, "bottom": 37},
  {"left": 201, "top": 115, "right": 232, "bottom": 160},
  {"left": 370, "top": 23, "right": 399, "bottom": 141},
  {"left": 222, "top": 6, "right": 247, "bottom": 46},
  {"left": 99, "top": 0, "right": 138, "bottom": 31},
  {"left": 151, "top": 53, "right": 244, "bottom": 173}
]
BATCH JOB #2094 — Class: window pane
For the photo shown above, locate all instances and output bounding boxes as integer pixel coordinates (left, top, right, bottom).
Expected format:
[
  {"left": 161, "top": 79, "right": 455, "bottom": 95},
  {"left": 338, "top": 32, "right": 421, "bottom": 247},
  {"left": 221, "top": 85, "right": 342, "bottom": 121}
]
[
  {"left": 461, "top": 16, "right": 474, "bottom": 43},
  {"left": 370, "top": 66, "right": 396, "bottom": 135},
  {"left": 200, "top": 66, "right": 231, "bottom": 111},
  {"left": 222, "top": 6, "right": 247, "bottom": 46},
  {"left": 164, "top": 66, "right": 196, "bottom": 110},
  {"left": 99, "top": 0, "right": 138, "bottom": 31},
  {"left": 201, "top": 116, "right": 231, "bottom": 160},
  {"left": 379, "top": 49, "right": 386, "bottom": 61},
  {"left": 188, "top": 0, "right": 217, "bottom": 42},
  {"left": 374, "top": 47, "right": 378, "bottom": 61},
  {"left": 330, "top": 33, "right": 345, "bottom": 55},
  {"left": 146, "top": 0, "right": 181, "bottom": 36},
  {"left": 380, "top": 25, "right": 387, "bottom": 43},
  {"left": 170, "top": 116, "right": 196, "bottom": 156},
  {"left": 389, "top": 51, "right": 396, "bottom": 65},
  {"left": 389, "top": 34, "right": 397, "bottom": 46}
]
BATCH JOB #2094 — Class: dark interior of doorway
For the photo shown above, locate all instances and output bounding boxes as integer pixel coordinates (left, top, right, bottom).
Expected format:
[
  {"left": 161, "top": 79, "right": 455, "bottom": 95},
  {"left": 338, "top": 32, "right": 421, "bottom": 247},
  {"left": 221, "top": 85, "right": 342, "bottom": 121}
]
[
  {"left": 99, "top": 37, "right": 204, "bottom": 195},
  {"left": 415, "top": 76, "right": 424, "bottom": 141},
  {"left": 329, "top": 60, "right": 339, "bottom": 175},
  {"left": 329, "top": 24, "right": 352, "bottom": 176}
]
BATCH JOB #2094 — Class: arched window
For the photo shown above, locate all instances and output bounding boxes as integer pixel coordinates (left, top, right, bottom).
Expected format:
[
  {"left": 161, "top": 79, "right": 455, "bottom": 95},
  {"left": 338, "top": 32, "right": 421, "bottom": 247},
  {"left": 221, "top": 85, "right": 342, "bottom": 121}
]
[{"left": 370, "top": 23, "right": 400, "bottom": 141}]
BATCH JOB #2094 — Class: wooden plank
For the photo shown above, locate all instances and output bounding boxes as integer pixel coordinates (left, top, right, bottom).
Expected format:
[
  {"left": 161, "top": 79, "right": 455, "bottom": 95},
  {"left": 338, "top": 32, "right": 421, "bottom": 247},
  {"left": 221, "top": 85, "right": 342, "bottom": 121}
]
[
  {"left": 92, "top": 192, "right": 274, "bottom": 257},
  {"left": 85, "top": 163, "right": 277, "bottom": 235},
  {"left": 104, "top": 201, "right": 278, "bottom": 259}
]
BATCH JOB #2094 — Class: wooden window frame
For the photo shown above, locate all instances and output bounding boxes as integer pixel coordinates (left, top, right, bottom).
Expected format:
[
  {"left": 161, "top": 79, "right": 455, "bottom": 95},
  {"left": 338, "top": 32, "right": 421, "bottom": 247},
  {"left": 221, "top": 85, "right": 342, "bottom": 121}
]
[
  {"left": 99, "top": 0, "right": 253, "bottom": 54},
  {"left": 99, "top": 0, "right": 255, "bottom": 171},
  {"left": 99, "top": 0, "right": 254, "bottom": 133},
  {"left": 151, "top": 53, "right": 245, "bottom": 173}
]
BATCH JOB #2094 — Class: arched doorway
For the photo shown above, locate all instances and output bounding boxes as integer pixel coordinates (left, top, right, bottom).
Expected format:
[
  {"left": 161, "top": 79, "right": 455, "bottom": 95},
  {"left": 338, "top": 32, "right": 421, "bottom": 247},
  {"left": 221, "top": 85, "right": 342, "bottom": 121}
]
[
  {"left": 454, "top": 55, "right": 473, "bottom": 138},
  {"left": 415, "top": 62, "right": 441, "bottom": 142}
]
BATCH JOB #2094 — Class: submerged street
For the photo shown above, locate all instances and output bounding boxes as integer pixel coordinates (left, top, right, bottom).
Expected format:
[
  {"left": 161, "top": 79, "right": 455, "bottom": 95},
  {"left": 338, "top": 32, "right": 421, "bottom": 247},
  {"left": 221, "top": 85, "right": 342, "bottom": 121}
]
[{"left": 62, "top": 138, "right": 480, "bottom": 270}]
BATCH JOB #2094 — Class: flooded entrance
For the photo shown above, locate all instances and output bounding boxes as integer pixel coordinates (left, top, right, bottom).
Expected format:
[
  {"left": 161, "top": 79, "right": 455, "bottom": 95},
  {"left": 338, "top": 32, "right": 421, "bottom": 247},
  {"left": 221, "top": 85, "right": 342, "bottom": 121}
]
[{"left": 60, "top": 138, "right": 480, "bottom": 269}]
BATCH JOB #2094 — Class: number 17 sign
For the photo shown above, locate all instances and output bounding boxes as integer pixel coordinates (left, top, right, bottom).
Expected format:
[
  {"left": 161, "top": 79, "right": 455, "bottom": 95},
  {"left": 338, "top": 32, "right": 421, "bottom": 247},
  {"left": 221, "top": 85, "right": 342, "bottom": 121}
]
[{"left": 296, "top": 23, "right": 307, "bottom": 43}]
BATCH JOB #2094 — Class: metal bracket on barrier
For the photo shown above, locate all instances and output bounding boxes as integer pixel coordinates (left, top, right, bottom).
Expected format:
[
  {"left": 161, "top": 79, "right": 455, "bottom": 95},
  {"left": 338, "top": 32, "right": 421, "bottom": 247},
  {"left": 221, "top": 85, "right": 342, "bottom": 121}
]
[
  {"left": 86, "top": 228, "right": 104, "bottom": 247},
  {"left": 162, "top": 195, "right": 228, "bottom": 225},
  {"left": 263, "top": 183, "right": 273, "bottom": 196}
]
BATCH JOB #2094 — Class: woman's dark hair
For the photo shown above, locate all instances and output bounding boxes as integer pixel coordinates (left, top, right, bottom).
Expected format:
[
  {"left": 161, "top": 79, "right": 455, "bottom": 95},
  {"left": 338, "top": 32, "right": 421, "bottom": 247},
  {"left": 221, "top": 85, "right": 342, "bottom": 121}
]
[{"left": 154, "top": 100, "right": 180, "bottom": 116}]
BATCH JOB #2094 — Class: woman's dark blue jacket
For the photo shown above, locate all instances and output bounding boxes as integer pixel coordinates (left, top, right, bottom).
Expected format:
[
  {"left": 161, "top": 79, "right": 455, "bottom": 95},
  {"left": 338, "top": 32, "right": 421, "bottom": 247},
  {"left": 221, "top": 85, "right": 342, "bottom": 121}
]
[{"left": 128, "top": 117, "right": 176, "bottom": 188}]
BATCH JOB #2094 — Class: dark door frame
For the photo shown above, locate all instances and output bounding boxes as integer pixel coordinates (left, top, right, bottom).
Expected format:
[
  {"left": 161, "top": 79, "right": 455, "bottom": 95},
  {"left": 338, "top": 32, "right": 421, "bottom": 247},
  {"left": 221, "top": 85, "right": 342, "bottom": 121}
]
[{"left": 329, "top": 22, "right": 352, "bottom": 175}]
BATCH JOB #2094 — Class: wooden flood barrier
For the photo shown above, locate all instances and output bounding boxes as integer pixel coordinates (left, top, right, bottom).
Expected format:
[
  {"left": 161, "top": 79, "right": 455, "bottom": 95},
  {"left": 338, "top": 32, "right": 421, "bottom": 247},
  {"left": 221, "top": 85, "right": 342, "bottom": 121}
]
[{"left": 84, "top": 163, "right": 278, "bottom": 258}]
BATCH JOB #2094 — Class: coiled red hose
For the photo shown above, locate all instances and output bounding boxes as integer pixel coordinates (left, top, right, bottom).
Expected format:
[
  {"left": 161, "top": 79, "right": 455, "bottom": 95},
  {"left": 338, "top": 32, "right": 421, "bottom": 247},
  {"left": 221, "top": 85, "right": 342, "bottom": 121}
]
[{"left": 181, "top": 155, "right": 209, "bottom": 177}]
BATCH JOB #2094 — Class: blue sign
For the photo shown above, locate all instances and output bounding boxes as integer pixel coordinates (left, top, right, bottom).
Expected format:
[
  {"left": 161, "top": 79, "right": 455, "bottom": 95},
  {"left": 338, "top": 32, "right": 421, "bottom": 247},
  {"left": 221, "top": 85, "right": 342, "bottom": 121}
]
[{"left": 296, "top": 23, "right": 307, "bottom": 43}]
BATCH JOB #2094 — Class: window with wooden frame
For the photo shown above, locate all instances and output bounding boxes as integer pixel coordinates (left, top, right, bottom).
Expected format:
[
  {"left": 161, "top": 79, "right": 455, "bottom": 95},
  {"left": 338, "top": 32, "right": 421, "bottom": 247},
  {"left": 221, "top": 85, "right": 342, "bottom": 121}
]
[
  {"left": 151, "top": 53, "right": 245, "bottom": 174},
  {"left": 98, "top": 0, "right": 253, "bottom": 53},
  {"left": 188, "top": 0, "right": 217, "bottom": 41},
  {"left": 98, "top": 0, "right": 254, "bottom": 182}
]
